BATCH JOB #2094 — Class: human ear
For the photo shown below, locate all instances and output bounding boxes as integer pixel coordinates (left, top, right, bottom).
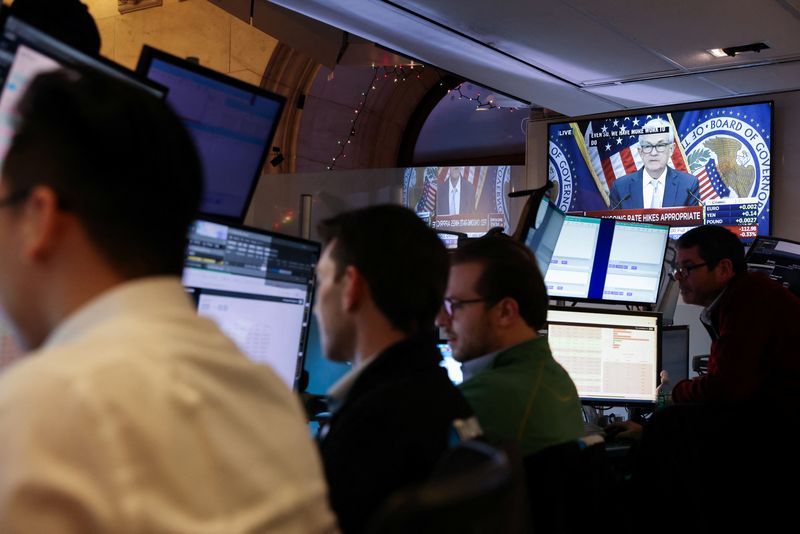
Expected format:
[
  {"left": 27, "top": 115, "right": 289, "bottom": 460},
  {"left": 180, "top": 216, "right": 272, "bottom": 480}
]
[{"left": 20, "top": 186, "right": 64, "bottom": 263}]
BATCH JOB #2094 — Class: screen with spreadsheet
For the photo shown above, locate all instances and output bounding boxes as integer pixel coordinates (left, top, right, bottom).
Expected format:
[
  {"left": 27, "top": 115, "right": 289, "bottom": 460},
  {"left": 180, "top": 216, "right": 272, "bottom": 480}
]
[
  {"left": 182, "top": 219, "right": 319, "bottom": 390},
  {"left": 545, "top": 307, "right": 661, "bottom": 405},
  {"left": 541, "top": 215, "right": 669, "bottom": 305}
]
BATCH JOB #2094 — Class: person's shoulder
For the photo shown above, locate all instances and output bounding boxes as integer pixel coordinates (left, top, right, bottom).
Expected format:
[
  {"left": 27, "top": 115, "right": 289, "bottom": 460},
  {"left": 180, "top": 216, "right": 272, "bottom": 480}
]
[
  {"left": 613, "top": 169, "right": 642, "bottom": 186},
  {"left": 737, "top": 272, "right": 800, "bottom": 303},
  {"left": 670, "top": 167, "right": 699, "bottom": 182}
]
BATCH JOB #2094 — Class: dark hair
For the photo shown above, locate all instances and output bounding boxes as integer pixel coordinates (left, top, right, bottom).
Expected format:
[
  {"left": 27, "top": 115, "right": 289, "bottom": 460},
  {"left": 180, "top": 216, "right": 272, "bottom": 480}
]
[
  {"left": 318, "top": 205, "right": 448, "bottom": 335},
  {"left": 451, "top": 234, "right": 548, "bottom": 331},
  {"left": 7, "top": 0, "right": 101, "bottom": 55},
  {"left": 2, "top": 68, "right": 203, "bottom": 277},
  {"left": 676, "top": 225, "right": 746, "bottom": 275}
]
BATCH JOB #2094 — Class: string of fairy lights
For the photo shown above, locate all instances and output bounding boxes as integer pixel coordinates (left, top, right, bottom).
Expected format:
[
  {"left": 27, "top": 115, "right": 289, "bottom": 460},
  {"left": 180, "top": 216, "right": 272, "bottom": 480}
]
[
  {"left": 448, "top": 83, "right": 519, "bottom": 112},
  {"left": 326, "top": 66, "right": 518, "bottom": 170},
  {"left": 327, "top": 64, "right": 425, "bottom": 170}
]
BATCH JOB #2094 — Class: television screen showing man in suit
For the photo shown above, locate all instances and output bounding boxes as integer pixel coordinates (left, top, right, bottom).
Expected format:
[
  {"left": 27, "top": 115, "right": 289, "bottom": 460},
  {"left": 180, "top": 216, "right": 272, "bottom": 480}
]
[
  {"left": 546, "top": 101, "right": 772, "bottom": 242},
  {"left": 608, "top": 118, "right": 699, "bottom": 210}
]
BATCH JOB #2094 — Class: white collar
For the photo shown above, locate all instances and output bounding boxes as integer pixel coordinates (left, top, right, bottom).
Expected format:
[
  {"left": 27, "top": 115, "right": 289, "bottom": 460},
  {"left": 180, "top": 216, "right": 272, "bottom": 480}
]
[
  {"left": 644, "top": 166, "right": 668, "bottom": 183},
  {"left": 461, "top": 350, "right": 500, "bottom": 381},
  {"left": 44, "top": 276, "right": 190, "bottom": 349}
]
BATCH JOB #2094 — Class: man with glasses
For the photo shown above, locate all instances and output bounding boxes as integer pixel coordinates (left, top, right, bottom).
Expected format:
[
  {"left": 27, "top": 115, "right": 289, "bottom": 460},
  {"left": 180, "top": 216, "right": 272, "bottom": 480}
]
[
  {"left": 608, "top": 118, "right": 700, "bottom": 210},
  {"left": 314, "top": 205, "right": 474, "bottom": 534},
  {"left": 606, "top": 224, "right": 800, "bottom": 528},
  {"left": 669, "top": 224, "right": 800, "bottom": 403},
  {"left": 435, "top": 234, "right": 583, "bottom": 456}
]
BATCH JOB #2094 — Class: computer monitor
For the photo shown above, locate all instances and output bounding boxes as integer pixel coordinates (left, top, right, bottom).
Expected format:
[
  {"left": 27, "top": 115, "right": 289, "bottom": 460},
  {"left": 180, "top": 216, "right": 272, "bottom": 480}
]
[
  {"left": 438, "top": 343, "right": 463, "bottom": 385},
  {"left": 661, "top": 326, "right": 689, "bottom": 393},
  {"left": 745, "top": 236, "right": 800, "bottom": 297},
  {"left": 182, "top": 219, "right": 319, "bottom": 390},
  {"left": 523, "top": 196, "right": 566, "bottom": 277},
  {"left": 137, "top": 46, "right": 286, "bottom": 222},
  {"left": 545, "top": 307, "right": 661, "bottom": 405},
  {"left": 0, "top": 16, "right": 164, "bottom": 169},
  {"left": 525, "top": 205, "right": 670, "bottom": 305}
]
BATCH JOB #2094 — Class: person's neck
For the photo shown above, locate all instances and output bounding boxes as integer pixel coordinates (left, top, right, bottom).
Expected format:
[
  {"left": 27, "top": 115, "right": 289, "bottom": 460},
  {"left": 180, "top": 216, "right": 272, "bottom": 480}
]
[
  {"left": 34, "top": 250, "right": 128, "bottom": 349},
  {"left": 353, "top": 317, "right": 408, "bottom": 367},
  {"left": 492, "top": 323, "right": 539, "bottom": 353},
  {"left": 645, "top": 167, "right": 665, "bottom": 180}
]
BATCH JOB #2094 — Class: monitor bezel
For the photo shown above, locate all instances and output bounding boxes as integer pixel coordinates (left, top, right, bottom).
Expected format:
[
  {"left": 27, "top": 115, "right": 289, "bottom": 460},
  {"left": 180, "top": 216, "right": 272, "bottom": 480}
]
[
  {"left": 183, "top": 215, "right": 320, "bottom": 391},
  {"left": 545, "top": 306, "right": 662, "bottom": 407},
  {"left": 543, "top": 98, "right": 775, "bottom": 244},
  {"left": 137, "top": 45, "right": 287, "bottom": 224}
]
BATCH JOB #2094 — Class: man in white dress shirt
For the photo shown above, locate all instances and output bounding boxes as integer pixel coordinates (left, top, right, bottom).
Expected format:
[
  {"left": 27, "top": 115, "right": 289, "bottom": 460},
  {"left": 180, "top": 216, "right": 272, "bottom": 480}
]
[
  {"left": 436, "top": 166, "right": 476, "bottom": 215},
  {"left": 0, "top": 69, "right": 337, "bottom": 533}
]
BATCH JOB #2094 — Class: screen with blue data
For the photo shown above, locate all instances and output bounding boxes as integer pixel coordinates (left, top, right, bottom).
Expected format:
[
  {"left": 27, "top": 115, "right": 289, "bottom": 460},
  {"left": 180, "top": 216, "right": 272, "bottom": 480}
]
[
  {"left": 138, "top": 46, "right": 285, "bottom": 221},
  {"left": 546, "top": 307, "right": 661, "bottom": 405},
  {"left": 182, "top": 219, "right": 318, "bottom": 390}
]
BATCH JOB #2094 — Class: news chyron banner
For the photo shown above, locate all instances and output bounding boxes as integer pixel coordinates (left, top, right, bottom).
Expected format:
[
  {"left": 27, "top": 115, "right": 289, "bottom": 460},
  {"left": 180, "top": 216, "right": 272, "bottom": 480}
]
[
  {"left": 548, "top": 102, "right": 771, "bottom": 241},
  {"left": 403, "top": 166, "right": 515, "bottom": 247}
]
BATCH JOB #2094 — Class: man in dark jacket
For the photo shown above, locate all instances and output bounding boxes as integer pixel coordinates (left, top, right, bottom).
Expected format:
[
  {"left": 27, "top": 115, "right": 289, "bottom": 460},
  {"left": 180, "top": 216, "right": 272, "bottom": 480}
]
[
  {"left": 670, "top": 224, "right": 800, "bottom": 404},
  {"left": 612, "top": 225, "right": 800, "bottom": 531},
  {"left": 315, "top": 205, "right": 474, "bottom": 534}
]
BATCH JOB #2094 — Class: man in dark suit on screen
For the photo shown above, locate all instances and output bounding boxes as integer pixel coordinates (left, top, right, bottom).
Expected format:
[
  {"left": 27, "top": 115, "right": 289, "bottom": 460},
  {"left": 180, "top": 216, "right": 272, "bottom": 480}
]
[{"left": 609, "top": 118, "right": 700, "bottom": 209}]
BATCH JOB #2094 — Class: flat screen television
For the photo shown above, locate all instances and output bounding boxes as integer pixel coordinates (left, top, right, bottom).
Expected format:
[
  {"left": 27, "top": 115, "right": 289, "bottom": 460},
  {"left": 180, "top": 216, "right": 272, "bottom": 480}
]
[
  {"left": 404, "top": 165, "right": 516, "bottom": 248},
  {"left": 546, "top": 101, "right": 772, "bottom": 243},
  {"left": 545, "top": 307, "right": 661, "bottom": 405},
  {"left": 137, "top": 46, "right": 286, "bottom": 222},
  {"left": 182, "top": 219, "right": 319, "bottom": 390},
  {"left": 524, "top": 198, "right": 670, "bottom": 305},
  {"left": 745, "top": 236, "right": 800, "bottom": 297}
]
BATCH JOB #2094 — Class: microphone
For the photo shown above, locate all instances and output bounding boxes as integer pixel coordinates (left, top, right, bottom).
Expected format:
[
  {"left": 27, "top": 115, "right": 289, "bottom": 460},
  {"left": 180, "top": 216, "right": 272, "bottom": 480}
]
[
  {"left": 686, "top": 188, "right": 704, "bottom": 206},
  {"left": 610, "top": 193, "right": 631, "bottom": 210}
]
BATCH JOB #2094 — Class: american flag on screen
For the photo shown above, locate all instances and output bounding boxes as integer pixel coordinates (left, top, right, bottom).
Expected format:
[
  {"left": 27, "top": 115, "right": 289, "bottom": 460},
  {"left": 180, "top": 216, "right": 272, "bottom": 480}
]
[
  {"left": 696, "top": 159, "right": 728, "bottom": 201},
  {"left": 415, "top": 167, "right": 438, "bottom": 213},
  {"left": 583, "top": 115, "right": 688, "bottom": 202}
]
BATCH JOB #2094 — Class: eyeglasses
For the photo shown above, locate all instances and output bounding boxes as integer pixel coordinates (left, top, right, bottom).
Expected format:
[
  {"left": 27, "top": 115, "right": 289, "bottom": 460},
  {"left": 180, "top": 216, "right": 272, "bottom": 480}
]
[
  {"left": 442, "top": 297, "right": 491, "bottom": 317},
  {"left": 669, "top": 262, "right": 709, "bottom": 280},
  {"left": 640, "top": 142, "right": 672, "bottom": 154}
]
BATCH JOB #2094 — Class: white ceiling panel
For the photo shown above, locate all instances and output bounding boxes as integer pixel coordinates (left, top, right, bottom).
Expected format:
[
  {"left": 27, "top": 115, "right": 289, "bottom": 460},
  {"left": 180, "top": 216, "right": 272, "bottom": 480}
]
[{"left": 262, "top": 0, "right": 800, "bottom": 116}]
